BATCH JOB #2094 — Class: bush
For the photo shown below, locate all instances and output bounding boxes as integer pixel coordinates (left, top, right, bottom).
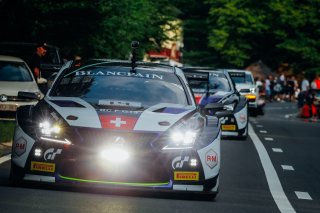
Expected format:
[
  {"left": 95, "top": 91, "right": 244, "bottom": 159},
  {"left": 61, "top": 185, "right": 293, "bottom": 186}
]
[{"left": 0, "top": 120, "right": 15, "bottom": 142}]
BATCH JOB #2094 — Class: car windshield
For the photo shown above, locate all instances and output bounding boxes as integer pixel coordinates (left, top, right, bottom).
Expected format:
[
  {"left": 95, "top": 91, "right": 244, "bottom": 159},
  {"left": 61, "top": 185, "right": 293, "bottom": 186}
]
[
  {"left": 0, "top": 61, "right": 33, "bottom": 82},
  {"left": 50, "top": 67, "right": 189, "bottom": 108},
  {"left": 188, "top": 72, "right": 231, "bottom": 93},
  {"left": 229, "top": 72, "right": 253, "bottom": 84}
]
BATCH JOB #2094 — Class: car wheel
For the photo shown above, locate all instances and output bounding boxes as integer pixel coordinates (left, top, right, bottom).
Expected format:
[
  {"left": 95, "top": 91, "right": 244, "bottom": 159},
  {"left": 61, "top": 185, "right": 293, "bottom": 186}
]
[{"left": 9, "top": 162, "right": 24, "bottom": 186}]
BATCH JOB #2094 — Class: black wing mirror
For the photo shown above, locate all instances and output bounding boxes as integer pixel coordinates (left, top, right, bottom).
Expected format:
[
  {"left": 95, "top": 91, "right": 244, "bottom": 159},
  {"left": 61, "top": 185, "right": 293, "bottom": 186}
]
[
  {"left": 18, "top": 91, "right": 41, "bottom": 100},
  {"left": 203, "top": 102, "right": 233, "bottom": 117}
]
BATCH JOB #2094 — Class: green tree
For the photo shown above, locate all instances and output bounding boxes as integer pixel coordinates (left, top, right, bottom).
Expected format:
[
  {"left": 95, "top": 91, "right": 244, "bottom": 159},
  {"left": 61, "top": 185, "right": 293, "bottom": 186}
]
[
  {"left": 206, "top": 0, "right": 320, "bottom": 70},
  {"left": 1, "top": 0, "right": 179, "bottom": 60}
]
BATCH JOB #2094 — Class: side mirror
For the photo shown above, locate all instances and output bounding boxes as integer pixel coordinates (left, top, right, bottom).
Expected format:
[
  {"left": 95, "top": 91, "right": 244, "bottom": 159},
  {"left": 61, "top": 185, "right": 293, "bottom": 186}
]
[
  {"left": 215, "top": 110, "right": 233, "bottom": 118},
  {"left": 203, "top": 103, "right": 224, "bottom": 116},
  {"left": 18, "top": 91, "right": 41, "bottom": 100}
]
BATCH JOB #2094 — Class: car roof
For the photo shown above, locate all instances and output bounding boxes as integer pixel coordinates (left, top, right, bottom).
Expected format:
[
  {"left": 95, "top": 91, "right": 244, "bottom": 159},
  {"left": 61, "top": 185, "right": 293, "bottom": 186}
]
[
  {"left": 0, "top": 55, "right": 26, "bottom": 62},
  {"left": 70, "top": 59, "right": 177, "bottom": 73}
]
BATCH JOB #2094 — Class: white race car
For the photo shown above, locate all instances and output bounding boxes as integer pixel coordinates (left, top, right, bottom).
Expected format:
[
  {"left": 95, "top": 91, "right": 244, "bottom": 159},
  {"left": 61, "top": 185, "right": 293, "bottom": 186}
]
[{"left": 10, "top": 46, "right": 231, "bottom": 199}]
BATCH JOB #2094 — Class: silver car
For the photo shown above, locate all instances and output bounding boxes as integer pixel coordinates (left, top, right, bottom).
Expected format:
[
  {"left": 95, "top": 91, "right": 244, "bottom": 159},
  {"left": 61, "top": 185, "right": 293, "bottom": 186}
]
[
  {"left": 0, "top": 55, "right": 41, "bottom": 112},
  {"left": 225, "top": 70, "right": 260, "bottom": 116}
]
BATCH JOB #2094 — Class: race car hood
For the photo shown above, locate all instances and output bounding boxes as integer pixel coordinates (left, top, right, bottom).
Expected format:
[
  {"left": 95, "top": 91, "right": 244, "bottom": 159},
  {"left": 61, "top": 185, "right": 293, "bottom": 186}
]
[
  {"left": 44, "top": 97, "right": 196, "bottom": 132},
  {"left": 0, "top": 81, "right": 40, "bottom": 96}
]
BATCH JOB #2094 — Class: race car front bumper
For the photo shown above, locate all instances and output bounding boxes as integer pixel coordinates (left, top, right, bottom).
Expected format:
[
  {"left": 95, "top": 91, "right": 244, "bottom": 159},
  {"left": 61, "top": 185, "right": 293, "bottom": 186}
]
[{"left": 11, "top": 125, "right": 221, "bottom": 193}]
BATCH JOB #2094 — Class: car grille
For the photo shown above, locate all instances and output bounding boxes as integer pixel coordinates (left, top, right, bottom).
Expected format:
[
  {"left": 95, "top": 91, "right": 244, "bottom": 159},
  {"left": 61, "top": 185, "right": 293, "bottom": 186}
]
[{"left": 4, "top": 96, "right": 35, "bottom": 102}]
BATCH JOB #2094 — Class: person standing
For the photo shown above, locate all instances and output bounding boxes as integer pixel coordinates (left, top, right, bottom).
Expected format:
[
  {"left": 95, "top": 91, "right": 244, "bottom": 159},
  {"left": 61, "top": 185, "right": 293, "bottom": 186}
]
[
  {"left": 29, "top": 43, "right": 48, "bottom": 81},
  {"left": 311, "top": 74, "right": 320, "bottom": 89}
]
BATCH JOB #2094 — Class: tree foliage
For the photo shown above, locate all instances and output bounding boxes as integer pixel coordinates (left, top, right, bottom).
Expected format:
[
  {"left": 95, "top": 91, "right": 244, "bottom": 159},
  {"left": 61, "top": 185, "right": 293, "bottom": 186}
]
[{"left": 0, "top": 0, "right": 179, "bottom": 60}]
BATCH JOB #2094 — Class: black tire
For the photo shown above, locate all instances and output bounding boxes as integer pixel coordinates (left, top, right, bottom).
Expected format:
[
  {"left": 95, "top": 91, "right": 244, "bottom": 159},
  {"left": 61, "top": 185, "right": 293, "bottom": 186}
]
[
  {"left": 238, "top": 106, "right": 249, "bottom": 140},
  {"left": 9, "top": 162, "right": 25, "bottom": 186}
]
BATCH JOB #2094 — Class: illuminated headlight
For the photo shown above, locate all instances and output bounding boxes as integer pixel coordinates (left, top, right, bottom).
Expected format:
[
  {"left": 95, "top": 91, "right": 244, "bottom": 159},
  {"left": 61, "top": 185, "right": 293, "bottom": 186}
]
[
  {"left": 39, "top": 121, "right": 61, "bottom": 136},
  {"left": 250, "top": 88, "right": 256, "bottom": 94},
  {"left": 171, "top": 131, "right": 197, "bottom": 145},
  {"left": 162, "top": 116, "right": 202, "bottom": 150},
  {"left": 162, "top": 130, "right": 198, "bottom": 150},
  {"left": 99, "top": 147, "right": 129, "bottom": 163}
]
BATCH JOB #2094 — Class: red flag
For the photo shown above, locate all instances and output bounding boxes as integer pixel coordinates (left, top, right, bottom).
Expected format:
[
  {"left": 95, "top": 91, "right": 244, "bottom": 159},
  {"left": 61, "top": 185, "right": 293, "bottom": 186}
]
[{"left": 99, "top": 115, "right": 138, "bottom": 130}]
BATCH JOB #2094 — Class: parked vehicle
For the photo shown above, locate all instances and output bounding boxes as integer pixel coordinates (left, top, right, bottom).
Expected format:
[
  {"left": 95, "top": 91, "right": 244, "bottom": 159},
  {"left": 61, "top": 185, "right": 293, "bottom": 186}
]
[
  {"left": 0, "top": 55, "right": 41, "bottom": 116},
  {"left": 0, "top": 42, "right": 63, "bottom": 79}
]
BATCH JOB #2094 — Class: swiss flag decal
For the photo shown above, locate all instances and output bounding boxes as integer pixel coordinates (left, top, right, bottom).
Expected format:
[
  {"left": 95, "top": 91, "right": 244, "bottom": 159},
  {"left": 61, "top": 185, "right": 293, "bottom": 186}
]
[{"left": 99, "top": 115, "right": 138, "bottom": 130}]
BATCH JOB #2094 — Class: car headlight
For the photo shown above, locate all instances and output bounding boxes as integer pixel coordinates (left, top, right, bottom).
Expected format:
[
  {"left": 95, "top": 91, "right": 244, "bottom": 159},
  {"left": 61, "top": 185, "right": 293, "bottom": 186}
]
[
  {"left": 250, "top": 88, "right": 256, "bottom": 94},
  {"left": 99, "top": 147, "right": 130, "bottom": 163},
  {"left": 223, "top": 103, "right": 235, "bottom": 111},
  {"left": 162, "top": 116, "right": 203, "bottom": 150},
  {"left": 38, "top": 120, "right": 71, "bottom": 145},
  {"left": 39, "top": 121, "right": 61, "bottom": 136}
]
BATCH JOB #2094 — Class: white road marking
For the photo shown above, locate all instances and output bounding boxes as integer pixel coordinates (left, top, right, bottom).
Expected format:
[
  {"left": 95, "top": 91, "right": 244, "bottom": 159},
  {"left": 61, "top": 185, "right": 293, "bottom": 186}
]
[
  {"left": 256, "top": 125, "right": 263, "bottom": 128},
  {"left": 249, "top": 124, "right": 296, "bottom": 213},
  {"left": 265, "top": 137, "right": 274, "bottom": 141},
  {"left": 0, "top": 154, "right": 11, "bottom": 164},
  {"left": 260, "top": 130, "right": 267, "bottom": 133},
  {"left": 281, "top": 165, "right": 294, "bottom": 171},
  {"left": 295, "top": 191, "right": 312, "bottom": 200},
  {"left": 272, "top": 148, "right": 283, "bottom": 153}
]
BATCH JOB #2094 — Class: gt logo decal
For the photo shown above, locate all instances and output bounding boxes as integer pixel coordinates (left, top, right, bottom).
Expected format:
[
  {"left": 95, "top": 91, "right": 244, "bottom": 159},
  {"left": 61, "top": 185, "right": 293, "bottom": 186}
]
[
  {"left": 44, "top": 148, "right": 62, "bottom": 161},
  {"left": 172, "top": 156, "right": 189, "bottom": 169}
]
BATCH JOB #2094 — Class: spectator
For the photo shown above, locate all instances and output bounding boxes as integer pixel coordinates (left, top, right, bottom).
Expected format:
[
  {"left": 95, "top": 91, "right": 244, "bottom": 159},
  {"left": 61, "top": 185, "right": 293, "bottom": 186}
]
[
  {"left": 311, "top": 74, "right": 320, "bottom": 89},
  {"left": 297, "top": 74, "right": 310, "bottom": 109},
  {"left": 29, "top": 42, "right": 48, "bottom": 81},
  {"left": 301, "top": 74, "right": 310, "bottom": 92},
  {"left": 298, "top": 93, "right": 317, "bottom": 118},
  {"left": 265, "top": 76, "right": 271, "bottom": 101}
]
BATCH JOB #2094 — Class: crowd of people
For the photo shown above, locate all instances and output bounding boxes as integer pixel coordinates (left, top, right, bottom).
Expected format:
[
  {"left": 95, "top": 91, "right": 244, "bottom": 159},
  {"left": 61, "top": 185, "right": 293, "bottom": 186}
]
[{"left": 255, "top": 72, "right": 320, "bottom": 119}]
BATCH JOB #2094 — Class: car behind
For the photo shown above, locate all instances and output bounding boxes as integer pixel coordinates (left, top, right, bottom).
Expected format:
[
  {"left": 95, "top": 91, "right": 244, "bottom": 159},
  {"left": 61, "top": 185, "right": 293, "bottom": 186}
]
[{"left": 0, "top": 55, "right": 41, "bottom": 117}]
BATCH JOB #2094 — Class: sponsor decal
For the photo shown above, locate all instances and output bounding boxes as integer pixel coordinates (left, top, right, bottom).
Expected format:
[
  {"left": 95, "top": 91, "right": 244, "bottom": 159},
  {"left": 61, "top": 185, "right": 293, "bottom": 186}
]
[
  {"left": 98, "top": 109, "right": 143, "bottom": 115},
  {"left": 31, "top": 162, "right": 55, "bottom": 173},
  {"left": 174, "top": 172, "right": 199, "bottom": 181},
  {"left": 205, "top": 149, "right": 218, "bottom": 169},
  {"left": 221, "top": 125, "right": 236, "bottom": 131},
  {"left": 44, "top": 148, "right": 62, "bottom": 161},
  {"left": 75, "top": 71, "right": 163, "bottom": 80},
  {"left": 99, "top": 115, "right": 138, "bottom": 130},
  {"left": 14, "top": 137, "right": 27, "bottom": 156},
  {"left": 172, "top": 156, "right": 190, "bottom": 169}
]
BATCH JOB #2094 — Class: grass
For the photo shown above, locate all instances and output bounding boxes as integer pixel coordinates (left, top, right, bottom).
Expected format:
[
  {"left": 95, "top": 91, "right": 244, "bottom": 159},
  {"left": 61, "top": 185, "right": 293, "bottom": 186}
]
[{"left": 0, "top": 120, "right": 15, "bottom": 142}]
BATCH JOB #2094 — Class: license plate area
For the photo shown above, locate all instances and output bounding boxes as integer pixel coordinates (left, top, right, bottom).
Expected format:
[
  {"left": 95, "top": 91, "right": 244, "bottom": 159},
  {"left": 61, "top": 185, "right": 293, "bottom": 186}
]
[{"left": 221, "top": 124, "right": 236, "bottom": 131}]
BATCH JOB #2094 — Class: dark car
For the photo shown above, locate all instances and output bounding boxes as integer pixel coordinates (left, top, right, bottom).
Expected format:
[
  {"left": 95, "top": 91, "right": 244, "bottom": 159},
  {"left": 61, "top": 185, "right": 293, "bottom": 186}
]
[
  {"left": 9, "top": 57, "right": 230, "bottom": 199},
  {"left": 183, "top": 67, "right": 249, "bottom": 139},
  {"left": 0, "top": 42, "right": 64, "bottom": 79}
]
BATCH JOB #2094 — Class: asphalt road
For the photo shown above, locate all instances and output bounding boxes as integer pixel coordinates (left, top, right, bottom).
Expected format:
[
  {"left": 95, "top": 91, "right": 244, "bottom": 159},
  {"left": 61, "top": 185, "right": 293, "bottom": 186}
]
[{"left": 0, "top": 101, "right": 319, "bottom": 213}]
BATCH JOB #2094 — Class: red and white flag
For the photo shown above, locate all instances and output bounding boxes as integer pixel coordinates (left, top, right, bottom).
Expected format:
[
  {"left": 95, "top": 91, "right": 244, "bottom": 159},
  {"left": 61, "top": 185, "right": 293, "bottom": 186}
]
[{"left": 99, "top": 115, "right": 138, "bottom": 130}]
